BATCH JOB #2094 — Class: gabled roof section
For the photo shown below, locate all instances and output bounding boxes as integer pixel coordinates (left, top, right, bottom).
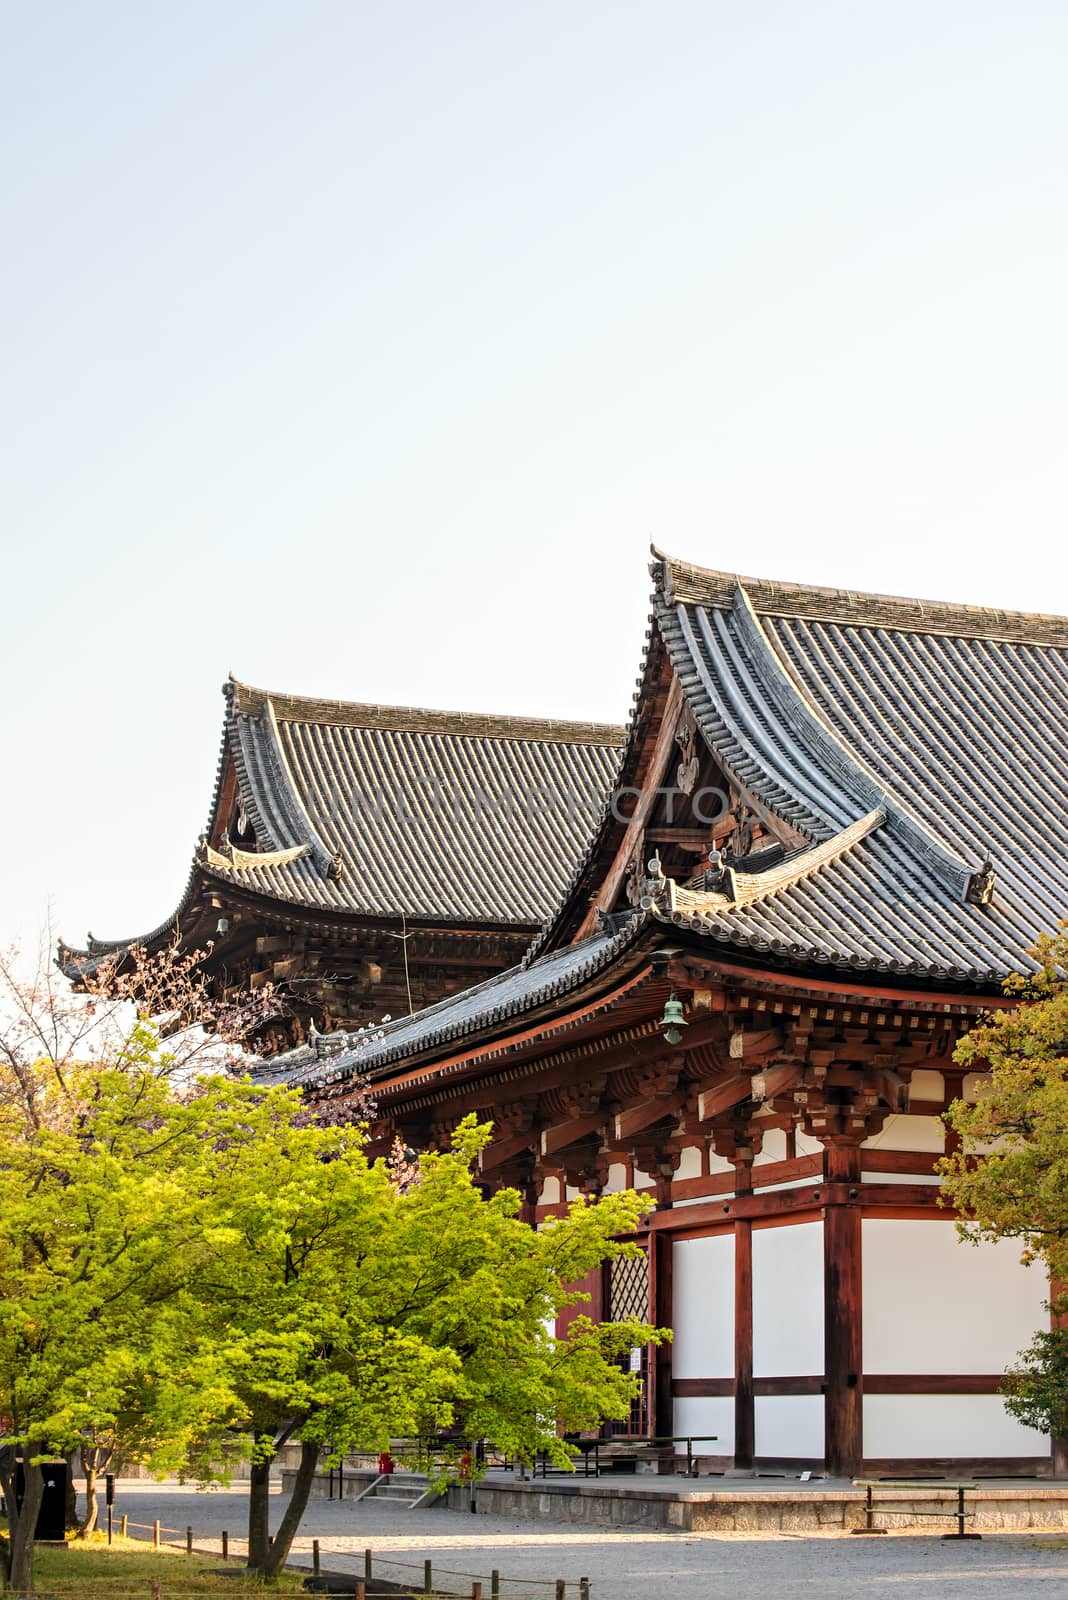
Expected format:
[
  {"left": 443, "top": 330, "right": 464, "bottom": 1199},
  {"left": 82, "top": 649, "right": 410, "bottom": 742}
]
[
  {"left": 221, "top": 678, "right": 622, "bottom": 924},
  {"left": 537, "top": 549, "right": 1068, "bottom": 984},
  {"left": 255, "top": 553, "right": 1068, "bottom": 1095},
  {"left": 64, "top": 680, "right": 624, "bottom": 966},
  {"left": 254, "top": 915, "right": 648, "bottom": 1090}
]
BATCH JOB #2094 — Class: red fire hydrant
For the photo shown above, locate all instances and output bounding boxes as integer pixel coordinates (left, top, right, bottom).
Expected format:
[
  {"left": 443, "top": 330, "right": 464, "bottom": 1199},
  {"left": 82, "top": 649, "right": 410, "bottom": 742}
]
[{"left": 378, "top": 1451, "right": 394, "bottom": 1475}]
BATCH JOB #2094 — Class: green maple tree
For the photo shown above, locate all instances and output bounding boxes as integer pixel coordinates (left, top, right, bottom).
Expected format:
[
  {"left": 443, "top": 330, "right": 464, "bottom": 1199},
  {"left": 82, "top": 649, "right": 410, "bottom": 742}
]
[
  {"left": 181, "top": 1112, "right": 661, "bottom": 1577},
  {"left": 939, "top": 926, "right": 1068, "bottom": 1438}
]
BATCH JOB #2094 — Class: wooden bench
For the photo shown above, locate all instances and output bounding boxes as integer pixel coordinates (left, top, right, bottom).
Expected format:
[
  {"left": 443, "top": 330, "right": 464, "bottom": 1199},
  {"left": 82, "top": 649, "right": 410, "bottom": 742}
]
[{"left": 852, "top": 1479, "right": 981, "bottom": 1540}]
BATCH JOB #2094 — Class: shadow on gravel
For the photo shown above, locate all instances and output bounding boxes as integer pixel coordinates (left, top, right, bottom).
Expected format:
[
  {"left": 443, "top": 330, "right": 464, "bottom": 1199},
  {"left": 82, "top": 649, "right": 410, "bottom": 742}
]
[{"left": 302, "top": 1571, "right": 414, "bottom": 1596}]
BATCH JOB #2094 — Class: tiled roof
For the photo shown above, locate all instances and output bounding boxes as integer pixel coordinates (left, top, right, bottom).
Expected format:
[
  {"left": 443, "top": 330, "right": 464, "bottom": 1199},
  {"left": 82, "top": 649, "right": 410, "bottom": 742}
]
[
  {"left": 259, "top": 554, "right": 1068, "bottom": 1090},
  {"left": 65, "top": 681, "right": 623, "bottom": 963},
  {"left": 253, "top": 917, "right": 645, "bottom": 1088},
  {"left": 643, "top": 551, "right": 1068, "bottom": 981},
  {"left": 221, "top": 680, "right": 622, "bottom": 923}
]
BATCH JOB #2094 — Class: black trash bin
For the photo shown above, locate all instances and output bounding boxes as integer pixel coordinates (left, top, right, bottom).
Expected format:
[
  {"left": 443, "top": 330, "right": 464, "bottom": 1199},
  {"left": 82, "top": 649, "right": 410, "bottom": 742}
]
[{"left": 16, "top": 1459, "right": 68, "bottom": 1541}]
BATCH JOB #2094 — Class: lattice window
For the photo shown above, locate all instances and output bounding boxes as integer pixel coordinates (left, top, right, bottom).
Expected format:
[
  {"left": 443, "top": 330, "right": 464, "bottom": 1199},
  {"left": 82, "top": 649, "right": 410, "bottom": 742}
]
[{"left": 608, "top": 1248, "right": 649, "bottom": 1321}]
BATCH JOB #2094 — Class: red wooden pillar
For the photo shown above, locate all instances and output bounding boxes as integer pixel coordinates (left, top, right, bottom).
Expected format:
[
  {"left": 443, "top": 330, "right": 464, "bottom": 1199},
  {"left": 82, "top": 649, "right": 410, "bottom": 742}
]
[
  {"left": 823, "top": 1142, "right": 862, "bottom": 1477},
  {"left": 649, "top": 1232, "right": 673, "bottom": 1439},
  {"left": 734, "top": 1216, "right": 754, "bottom": 1470}
]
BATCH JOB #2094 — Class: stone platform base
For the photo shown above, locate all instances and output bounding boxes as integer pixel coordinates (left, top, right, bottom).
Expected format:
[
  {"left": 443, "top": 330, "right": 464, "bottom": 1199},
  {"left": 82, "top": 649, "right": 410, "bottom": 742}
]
[
  {"left": 285, "top": 1468, "right": 422, "bottom": 1501},
  {"left": 457, "top": 1474, "right": 1068, "bottom": 1533}
]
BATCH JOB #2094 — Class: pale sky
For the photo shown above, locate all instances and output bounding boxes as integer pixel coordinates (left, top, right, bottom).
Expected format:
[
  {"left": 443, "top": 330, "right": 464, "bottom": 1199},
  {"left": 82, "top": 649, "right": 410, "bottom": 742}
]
[{"left": 2, "top": 1, "right": 1067, "bottom": 957}]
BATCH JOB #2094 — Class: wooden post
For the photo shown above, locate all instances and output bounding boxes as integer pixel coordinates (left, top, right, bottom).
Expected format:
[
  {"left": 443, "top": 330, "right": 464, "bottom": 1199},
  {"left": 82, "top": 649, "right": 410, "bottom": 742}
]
[
  {"left": 365, "top": 1546, "right": 373, "bottom": 1581},
  {"left": 186, "top": 1525, "right": 193, "bottom": 1556},
  {"left": 823, "top": 1142, "right": 862, "bottom": 1477},
  {"left": 150, "top": 1582, "right": 161, "bottom": 1600},
  {"left": 152, "top": 1518, "right": 160, "bottom": 1551},
  {"left": 120, "top": 1514, "right": 128, "bottom": 1537},
  {"left": 472, "top": 1584, "right": 482, "bottom": 1599},
  {"left": 356, "top": 1583, "right": 366, "bottom": 1600},
  {"left": 313, "top": 1538, "right": 321, "bottom": 1576},
  {"left": 649, "top": 1232, "right": 673, "bottom": 1437},
  {"left": 556, "top": 1580, "right": 566, "bottom": 1600},
  {"left": 580, "top": 1581, "right": 591, "bottom": 1600},
  {"left": 424, "top": 1556, "right": 433, "bottom": 1595},
  {"left": 491, "top": 1569, "right": 500, "bottom": 1598},
  {"left": 734, "top": 1212, "right": 754, "bottom": 1471},
  {"left": 221, "top": 1529, "right": 229, "bottom": 1560}
]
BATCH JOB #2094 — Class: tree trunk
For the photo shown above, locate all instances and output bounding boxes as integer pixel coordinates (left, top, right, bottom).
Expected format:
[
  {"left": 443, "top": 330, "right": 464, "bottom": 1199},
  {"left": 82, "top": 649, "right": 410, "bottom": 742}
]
[
  {"left": 79, "top": 1466, "right": 99, "bottom": 1537},
  {"left": 0, "top": 1453, "right": 14, "bottom": 1588},
  {"left": 246, "top": 1458, "right": 273, "bottom": 1572},
  {"left": 261, "top": 1440, "right": 319, "bottom": 1578},
  {"left": 10, "top": 1456, "right": 46, "bottom": 1594}
]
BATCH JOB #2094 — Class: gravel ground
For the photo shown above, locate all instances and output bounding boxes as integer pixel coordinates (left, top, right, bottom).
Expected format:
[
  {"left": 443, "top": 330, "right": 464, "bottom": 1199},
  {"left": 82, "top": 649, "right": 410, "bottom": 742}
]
[{"left": 110, "top": 1479, "right": 1068, "bottom": 1599}]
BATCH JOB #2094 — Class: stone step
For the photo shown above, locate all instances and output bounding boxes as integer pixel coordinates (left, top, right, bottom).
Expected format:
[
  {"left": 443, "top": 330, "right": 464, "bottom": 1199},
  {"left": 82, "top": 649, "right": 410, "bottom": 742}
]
[{"left": 366, "top": 1477, "right": 437, "bottom": 1506}]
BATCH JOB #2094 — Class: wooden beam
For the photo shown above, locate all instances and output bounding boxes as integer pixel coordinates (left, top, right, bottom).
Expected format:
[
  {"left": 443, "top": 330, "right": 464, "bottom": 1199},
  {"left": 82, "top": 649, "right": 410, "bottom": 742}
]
[
  {"left": 749, "top": 1062, "right": 802, "bottom": 1102},
  {"left": 645, "top": 827, "right": 718, "bottom": 851},
  {"left": 862, "top": 1374, "right": 1005, "bottom": 1394},
  {"left": 651, "top": 949, "right": 1002, "bottom": 1012},
  {"left": 697, "top": 1075, "right": 749, "bottom": 1122},
  {"left": 614, "top": 1093, "right": 686, "bottom": 1143},
  {"left": 672, "top": 1377, "right": 734, "bottom": 1397},
  {"left": 729, "top": 1027, "right": 784, "bottom": 1061},
  {"left": 479, "top": 1132, "right": 536, "bottom": 1173},
  {"left": 577, "top": 675, "right": 684, "bottom": 937},
  {"left": 540, "top": 1112, "right": 607, "bottom": 1158}
]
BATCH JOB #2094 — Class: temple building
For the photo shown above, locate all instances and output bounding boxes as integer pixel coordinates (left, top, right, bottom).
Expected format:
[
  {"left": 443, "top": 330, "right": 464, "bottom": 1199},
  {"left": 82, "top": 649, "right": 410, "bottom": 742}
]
[
  {"left": 60, "top": 677, "right": 622, "bottom": 1052},
  {"left": 260, "top": 550, "right": 1068, "bottom": 1477}
]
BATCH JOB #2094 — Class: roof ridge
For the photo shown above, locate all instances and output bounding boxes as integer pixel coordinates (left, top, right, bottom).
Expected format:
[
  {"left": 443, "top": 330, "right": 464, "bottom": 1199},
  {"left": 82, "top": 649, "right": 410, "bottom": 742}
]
[
  {"left": 223, "top": 684, "right": 341, "bottom": 881},
  {"left": 642, "top": 806, "right": 886, "bottom": 916},
  {"left": 729, "top": 588, "right": 978, "bottom": 900},
  {"left": 650, "top": 547, "right": 1068, "bottom": 646},
  {"left": 228, "top": 677, "right": 624, "bottom": 747}
]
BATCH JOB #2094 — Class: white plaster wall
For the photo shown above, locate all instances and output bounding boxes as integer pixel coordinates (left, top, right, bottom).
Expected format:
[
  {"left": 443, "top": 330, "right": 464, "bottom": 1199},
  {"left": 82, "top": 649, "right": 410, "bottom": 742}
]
[
  {"left": 864, "top": 1395, "right": 1050, "bottom": 1459},
  {"left": 908, "top": 1068, "right": 945, "bottom": 1103},
  {"left": 752, "top": 1221, "right": 824, "bottom": 1376},
  {"left": 862, "top": 1114, "right": 944, "bottom": 1153},
  {"left": 862, "top": 1219, "right": 1048, "bottom": 1374},
  {"left": 754, "top": 1128, "right": 788, "bottom": 1166},
  {"left": 673, "top": 1396, "right": 734, "bottom": 1456},
  {"left": 673, "top": 1193, "right": 735, "bottom": 1207},
  {"left": 708, "top": 1150, "right": 734, "bottom": 1176},
  {"left": 672, "top": 1234, "right": 734, "bottom": 1378},
  {"left": 674, "top": 1146, "right": 702, "bottom": 1182},
  {"left": 602, "top": 1163, "right": 629, "bottom": 1195},
  {"left": 795, "top": 1129, "right": 823, "bottom": 1158},
  {"left": 755, "top": 1396, "right": 824, "bottom": 1459},
  {"left": 861, "top": 1172, "right": 941, "bottom": 1186},
  {"left": 540, "top": 1176, "right": 561, "bottom": 1205},
  {"left": 633, "top": 1168, "right": 653, "bottom": 1189}
]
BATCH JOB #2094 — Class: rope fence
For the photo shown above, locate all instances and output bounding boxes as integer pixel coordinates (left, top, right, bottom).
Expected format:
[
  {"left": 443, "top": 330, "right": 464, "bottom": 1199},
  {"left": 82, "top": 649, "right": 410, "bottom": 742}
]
[
  {"left": 115, "top": 1518, "right": 592, "bottom": 1598},
  {"left": 11, "top": 1591, "right": 586, "bottom": 1599}
]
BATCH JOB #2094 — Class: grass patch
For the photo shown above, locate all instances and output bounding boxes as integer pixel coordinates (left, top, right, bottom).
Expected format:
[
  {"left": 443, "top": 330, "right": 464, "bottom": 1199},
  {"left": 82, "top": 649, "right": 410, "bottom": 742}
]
[{"left": 19, "top": 1535, "right": 306, "bottom": 1595}]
